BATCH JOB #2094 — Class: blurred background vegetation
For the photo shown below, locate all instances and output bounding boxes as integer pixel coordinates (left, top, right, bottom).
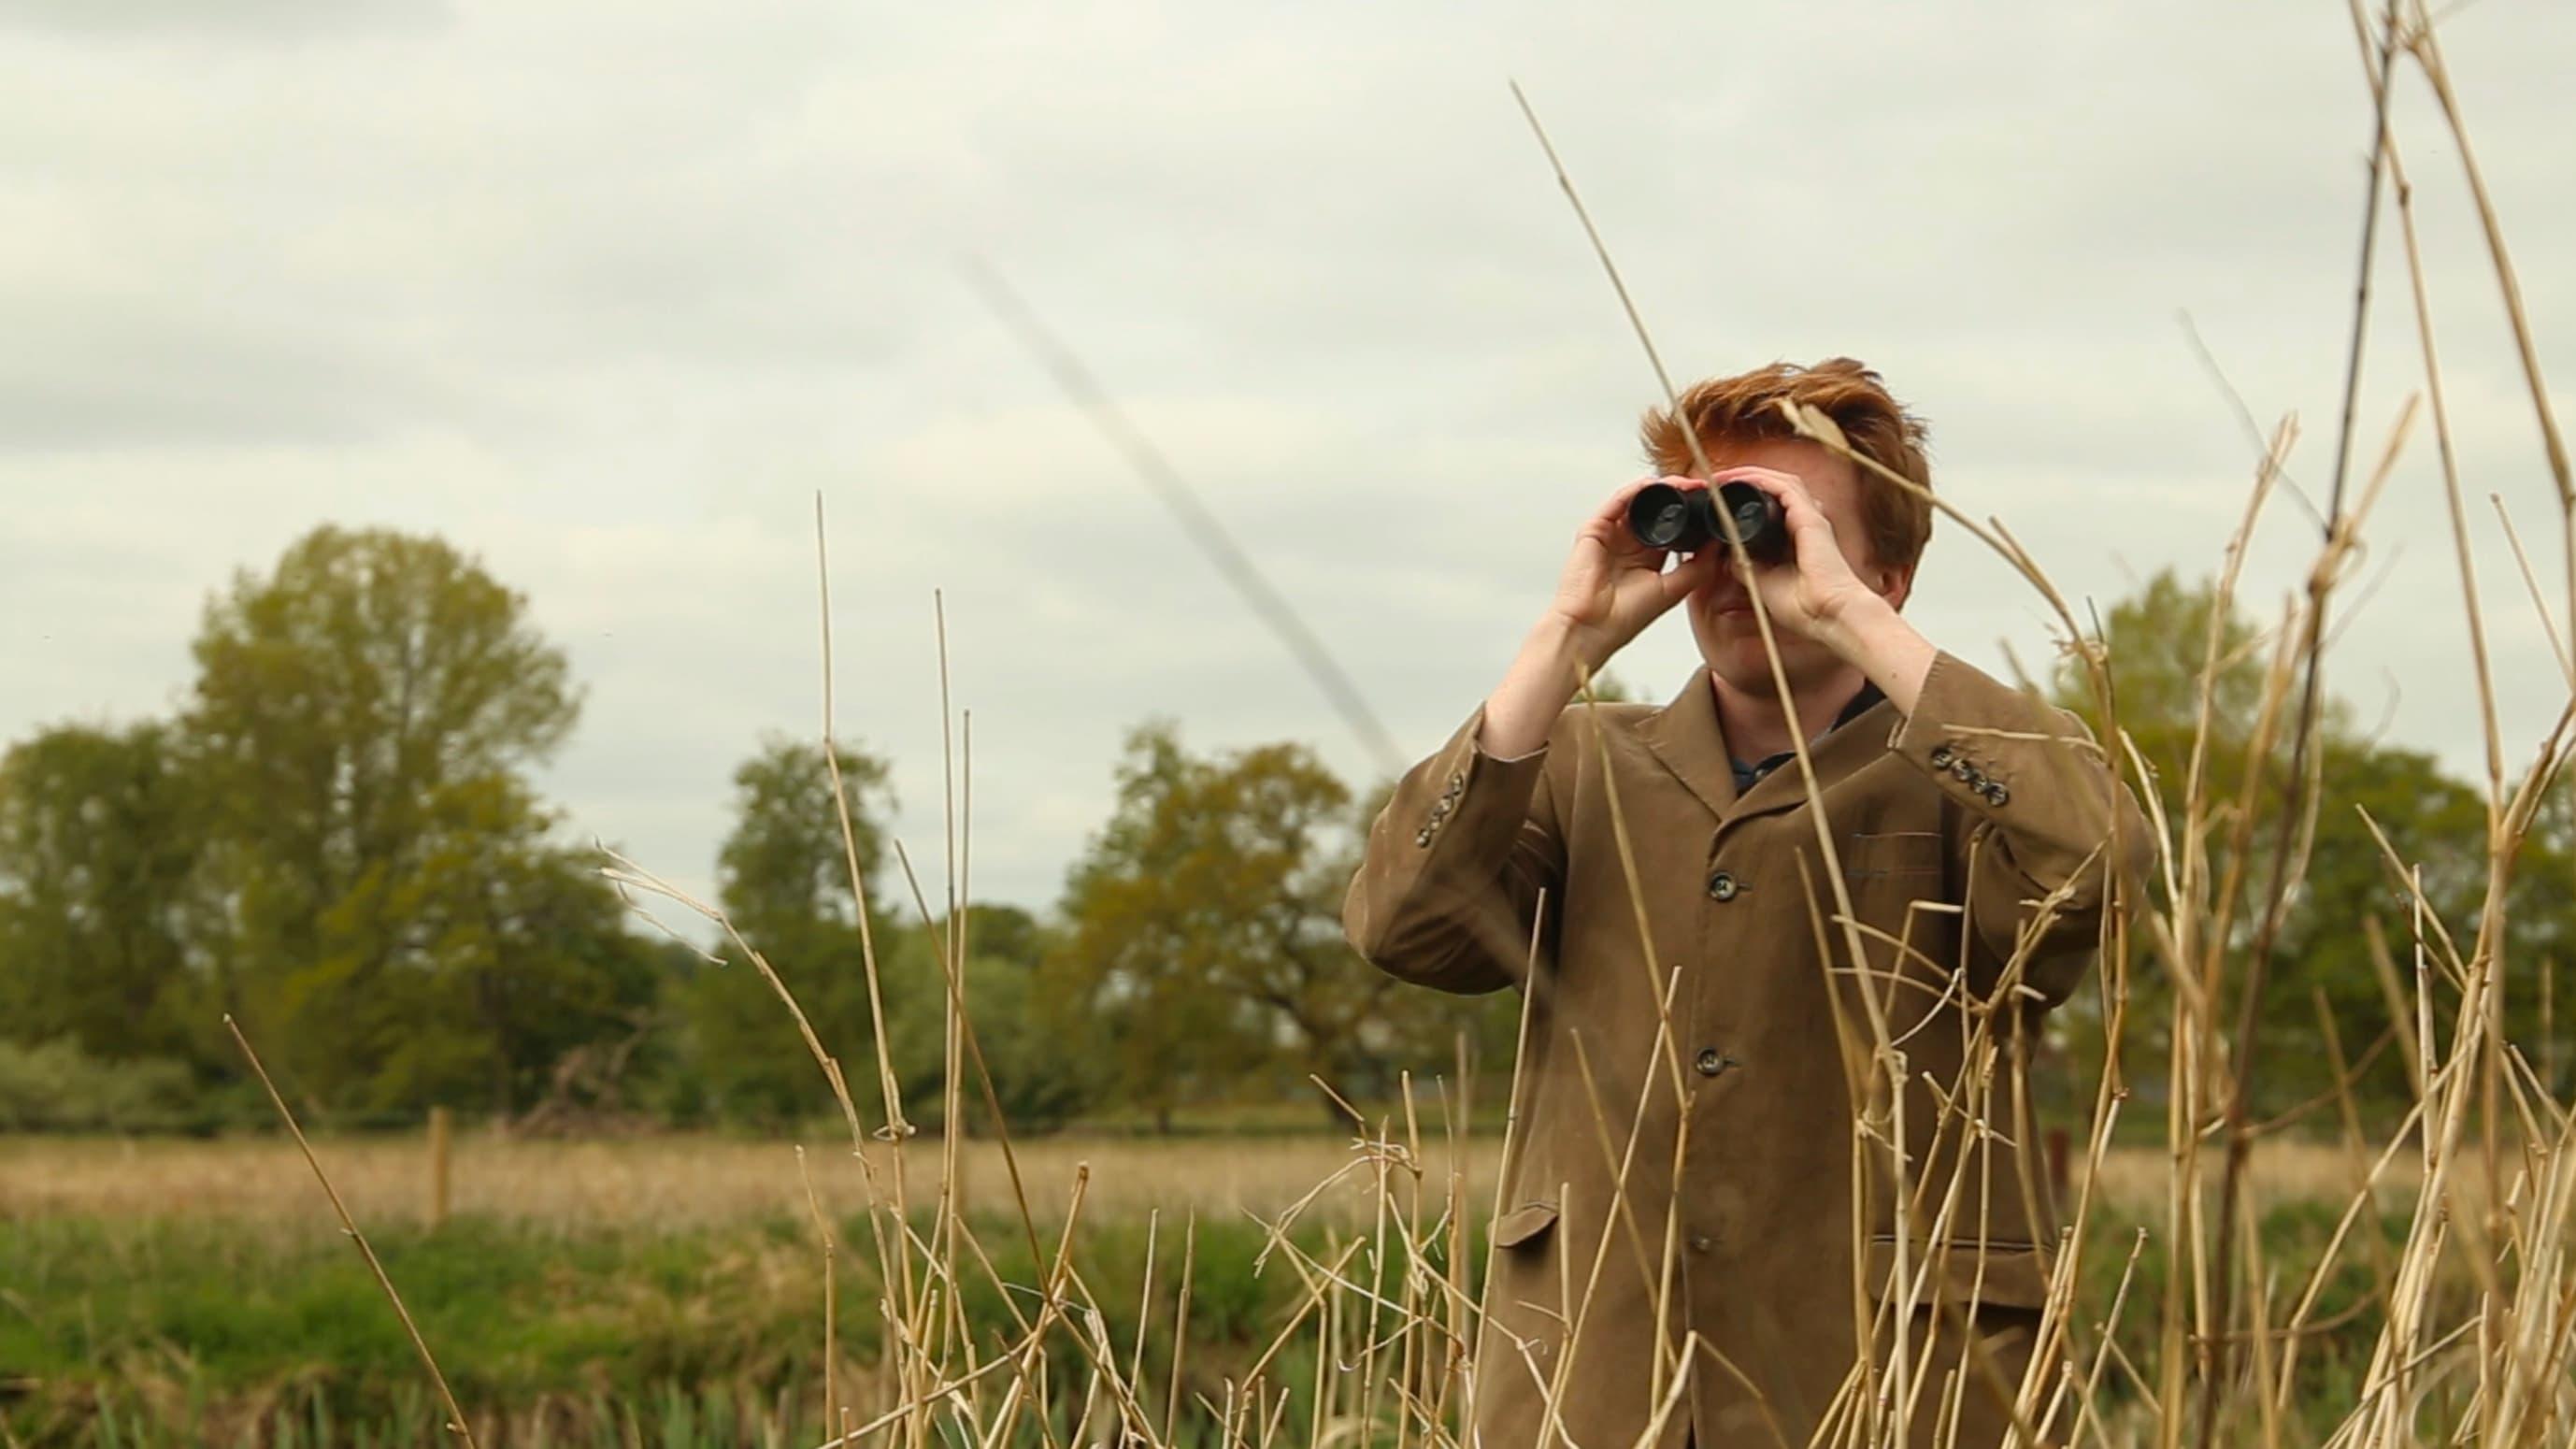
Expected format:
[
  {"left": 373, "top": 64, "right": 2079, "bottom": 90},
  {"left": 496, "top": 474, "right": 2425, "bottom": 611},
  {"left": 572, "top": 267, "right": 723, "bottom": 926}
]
[
  {"left": 4, "top": 524, "right": 2572, "bottom": 1141},
  {"left": 0, "top": 524, "right": 1526, "bottom": 1141}
]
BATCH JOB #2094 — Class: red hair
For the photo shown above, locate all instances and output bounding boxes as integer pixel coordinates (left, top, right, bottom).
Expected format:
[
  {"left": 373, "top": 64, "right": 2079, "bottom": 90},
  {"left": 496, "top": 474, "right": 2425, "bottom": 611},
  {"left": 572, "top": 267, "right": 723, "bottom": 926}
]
[{"left": 1639, "top": 358, "right": 1933, "bottom": 569}]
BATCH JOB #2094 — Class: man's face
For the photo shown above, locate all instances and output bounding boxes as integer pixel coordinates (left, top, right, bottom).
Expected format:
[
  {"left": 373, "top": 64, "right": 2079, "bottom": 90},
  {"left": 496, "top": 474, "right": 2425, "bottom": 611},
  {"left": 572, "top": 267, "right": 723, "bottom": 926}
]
[{"left": 1682, "top": 437, "right": 1911, "bottom": 695}]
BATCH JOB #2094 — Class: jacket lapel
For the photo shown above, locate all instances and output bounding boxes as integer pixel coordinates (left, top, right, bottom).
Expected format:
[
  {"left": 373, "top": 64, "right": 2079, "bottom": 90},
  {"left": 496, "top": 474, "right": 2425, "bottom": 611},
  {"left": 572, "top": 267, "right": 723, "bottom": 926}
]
[
  {"left": 1724, "top": 692, "right": 1897, "bottom": 824},
  {"left": 1637, "top": 670, "right": 1738, "bottom": 821},
  {"left": 1638, "top": 668, "right": 1902, "bottom": 825}
]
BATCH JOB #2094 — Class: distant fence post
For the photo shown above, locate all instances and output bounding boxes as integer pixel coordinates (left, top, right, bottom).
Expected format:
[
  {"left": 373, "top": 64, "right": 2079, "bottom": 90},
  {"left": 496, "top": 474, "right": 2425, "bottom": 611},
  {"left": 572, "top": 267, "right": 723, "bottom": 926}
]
[
  {"left": 428, "top": 1106, "right": 453, "bottom": 1229},
  {"left": 2045, "top": 1126, "right": 2070, "bottom": 1209}
]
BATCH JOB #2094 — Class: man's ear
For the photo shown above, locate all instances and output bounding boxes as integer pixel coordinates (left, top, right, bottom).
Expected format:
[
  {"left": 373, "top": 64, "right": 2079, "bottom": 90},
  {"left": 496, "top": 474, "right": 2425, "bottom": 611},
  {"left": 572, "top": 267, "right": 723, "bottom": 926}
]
[{"left": 1879, "top": 563, "right": 1915, "bottom": 612}]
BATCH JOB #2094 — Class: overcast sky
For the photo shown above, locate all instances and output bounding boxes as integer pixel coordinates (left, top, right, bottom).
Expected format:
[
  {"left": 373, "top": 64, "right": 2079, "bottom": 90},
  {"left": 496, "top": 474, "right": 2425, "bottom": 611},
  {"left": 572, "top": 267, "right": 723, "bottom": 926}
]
[{"left": 5, "top": 1, "right": 2571, "bottom": 933}]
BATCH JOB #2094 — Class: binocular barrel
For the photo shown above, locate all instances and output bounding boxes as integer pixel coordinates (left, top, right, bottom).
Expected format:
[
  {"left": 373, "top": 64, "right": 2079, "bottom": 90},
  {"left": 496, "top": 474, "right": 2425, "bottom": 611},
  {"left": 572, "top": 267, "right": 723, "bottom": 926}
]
[{"left": 1624, "top": 481, "right": 1787, "bottom": 560}]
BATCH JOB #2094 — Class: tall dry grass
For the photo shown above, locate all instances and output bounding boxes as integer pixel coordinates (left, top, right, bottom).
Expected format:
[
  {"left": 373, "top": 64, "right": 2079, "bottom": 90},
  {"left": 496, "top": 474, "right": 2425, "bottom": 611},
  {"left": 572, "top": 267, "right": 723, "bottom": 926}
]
[{"left": 223, "top": 4, "right": 2575, "bottom": 1446}]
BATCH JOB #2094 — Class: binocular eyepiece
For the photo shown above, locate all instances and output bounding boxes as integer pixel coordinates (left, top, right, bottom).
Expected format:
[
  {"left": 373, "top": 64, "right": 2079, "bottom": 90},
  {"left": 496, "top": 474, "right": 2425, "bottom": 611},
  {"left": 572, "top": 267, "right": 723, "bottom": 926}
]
[{"left": 1625, "top": 481, "right": 1788, "bottom": 562}]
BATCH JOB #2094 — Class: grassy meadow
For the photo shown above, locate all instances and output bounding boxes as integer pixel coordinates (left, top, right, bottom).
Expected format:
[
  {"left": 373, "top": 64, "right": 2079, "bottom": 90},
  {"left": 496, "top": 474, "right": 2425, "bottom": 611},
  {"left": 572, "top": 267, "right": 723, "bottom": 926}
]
[{"left": 0, "top": 1128, "right": 2450, "bottom": 1448}]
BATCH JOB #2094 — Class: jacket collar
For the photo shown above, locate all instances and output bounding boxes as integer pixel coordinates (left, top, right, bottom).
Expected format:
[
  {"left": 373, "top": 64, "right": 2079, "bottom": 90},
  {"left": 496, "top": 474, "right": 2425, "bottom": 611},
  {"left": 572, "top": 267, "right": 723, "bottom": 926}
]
[{"left": 1637, "top": 668, "right": 1898, "bottom": 825}]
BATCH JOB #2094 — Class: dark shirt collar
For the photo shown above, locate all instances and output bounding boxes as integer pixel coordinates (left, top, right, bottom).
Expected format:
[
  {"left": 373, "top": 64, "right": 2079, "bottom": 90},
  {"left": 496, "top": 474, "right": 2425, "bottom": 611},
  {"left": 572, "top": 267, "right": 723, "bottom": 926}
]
[{"left": 1728, "top": 681, "right": 1885, "bottom": 796}]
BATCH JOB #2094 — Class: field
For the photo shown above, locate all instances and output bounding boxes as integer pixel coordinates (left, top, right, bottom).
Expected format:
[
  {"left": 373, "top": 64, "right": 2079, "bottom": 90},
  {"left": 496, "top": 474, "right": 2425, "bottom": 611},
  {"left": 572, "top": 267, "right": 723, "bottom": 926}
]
[
  {"left": 0, "top": 1131, "right": 2432, "bottom": 1229},
  {"left": 0, "top": 1128, "right": 2446, "bottom": 1447}
]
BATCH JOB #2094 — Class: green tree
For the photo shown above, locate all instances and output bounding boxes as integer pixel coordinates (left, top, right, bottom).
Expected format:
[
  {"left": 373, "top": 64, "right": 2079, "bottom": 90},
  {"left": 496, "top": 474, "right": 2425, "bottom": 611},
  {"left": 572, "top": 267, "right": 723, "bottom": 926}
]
[
  {"left": 676, "top": 738, "right": 904, "bottom": 1126},
  {"left": 888, "top": 903, "right": 1101, "bottom": 1134},
  {"left": 1056, "top": 723, "right": 1464, "bottom": 1128},
  {"left": 351, "top": 779, "right": 660, "bottom": 1116},
  {"left": 182, "top": 525, "right": 630, "bottom": 1116},
  {"left": 2050, "top": 569, "right": 2562, "bottom": 1112},
  {"left": 0, "top": 723, "right": 204, "bottom": 1070}
]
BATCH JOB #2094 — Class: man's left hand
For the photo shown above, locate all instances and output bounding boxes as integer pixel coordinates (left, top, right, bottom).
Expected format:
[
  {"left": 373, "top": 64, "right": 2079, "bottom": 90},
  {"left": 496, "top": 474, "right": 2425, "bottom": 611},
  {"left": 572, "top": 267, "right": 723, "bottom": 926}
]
[
  {"left": 1716, "top": 466, "right": 1882, "bottom": 638},
  {"left": 1716, "top": 466, "right": 1938, "bottom": 715}
]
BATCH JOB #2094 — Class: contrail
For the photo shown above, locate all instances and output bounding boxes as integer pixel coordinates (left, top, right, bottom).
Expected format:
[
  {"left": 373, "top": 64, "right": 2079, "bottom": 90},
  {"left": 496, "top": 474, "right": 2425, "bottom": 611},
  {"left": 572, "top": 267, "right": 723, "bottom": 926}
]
[{"left": 963, "top": 255, "right": 1407, "bottom": 777}]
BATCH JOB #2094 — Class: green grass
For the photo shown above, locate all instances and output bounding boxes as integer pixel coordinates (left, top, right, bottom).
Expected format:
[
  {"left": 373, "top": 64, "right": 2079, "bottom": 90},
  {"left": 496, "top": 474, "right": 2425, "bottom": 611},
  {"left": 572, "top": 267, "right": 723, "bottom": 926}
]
[
  {"left": 0, "top": 1208, "right": 1382, "bottom": 1448},
  {"left": 1, "top": 1196, "right": 2446, "bottom": 1447}
]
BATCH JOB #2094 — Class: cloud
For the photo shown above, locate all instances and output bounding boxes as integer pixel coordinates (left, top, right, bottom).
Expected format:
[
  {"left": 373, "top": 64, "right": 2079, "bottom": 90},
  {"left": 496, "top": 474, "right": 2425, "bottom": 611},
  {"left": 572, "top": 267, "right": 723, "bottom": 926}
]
[
  {"left": 5, "top": 0, "right": 2572, "bottom": 921},
  {"left": 0, "top": 0, "right": 449, "bottom": 42}
]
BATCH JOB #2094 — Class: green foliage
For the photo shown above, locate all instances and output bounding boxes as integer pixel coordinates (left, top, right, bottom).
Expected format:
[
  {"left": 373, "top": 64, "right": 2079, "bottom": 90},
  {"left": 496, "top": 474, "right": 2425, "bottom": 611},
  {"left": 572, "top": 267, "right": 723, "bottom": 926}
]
[
  {"left": 0, "top": 1039, "right": 193, "bottom": 1131},
  {"left": 179, "top": 528, "right": 669, "bottom": 1120},
  {"left": 2050, "top": 569, "right": 2576, "bottom": 1113},
  {"left": 2066, "top": 1197, "right": 2481, "bottom": 1442},
  {"left": 886, "top": 905, "right": 1104, "bottom": 1132},
  {"left": 712, "top": 737, "right": 891, "bottom": 952},
  {"left": 0, "top": 723, "right": 206, "bottom": 1069},
  {"left": 0, "top": 525, "right": 668, "bottom": 1126},
  {"left": 181, "top": 527, "right": 607, "bottom": 1116},
  {"left": 671, "top": 738, "right": 906, "bottom": 1127},
  {"left": 1053, "top": 722, "right": 1495, "bottom": 1128}
]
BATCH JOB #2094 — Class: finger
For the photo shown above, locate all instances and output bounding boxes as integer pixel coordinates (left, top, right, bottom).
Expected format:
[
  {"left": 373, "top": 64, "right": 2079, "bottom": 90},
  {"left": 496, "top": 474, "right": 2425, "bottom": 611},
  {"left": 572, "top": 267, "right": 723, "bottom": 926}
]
[
  {"left": 1716, "top": 467, "right": 1832, "bottom": 543},
  {"left": 1578, "top": 476, "right": 1660, "bottom": 556},
  {"left": 1773, "top": 485, "right": 1842, "bottom": 552},
  {"left": 1714, "top": 466, "right": 1811, "bottom": 510}
]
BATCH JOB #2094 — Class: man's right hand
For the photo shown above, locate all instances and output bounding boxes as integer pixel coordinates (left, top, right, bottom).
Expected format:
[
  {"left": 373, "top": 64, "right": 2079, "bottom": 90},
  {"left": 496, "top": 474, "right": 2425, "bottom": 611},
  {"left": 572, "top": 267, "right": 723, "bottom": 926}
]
[
  {"left": 1548, "top": 475, "right": 1725, "bottom": 664},
  {"left": 1476, "top": 477, "right": 1721, "bottom": 759}
]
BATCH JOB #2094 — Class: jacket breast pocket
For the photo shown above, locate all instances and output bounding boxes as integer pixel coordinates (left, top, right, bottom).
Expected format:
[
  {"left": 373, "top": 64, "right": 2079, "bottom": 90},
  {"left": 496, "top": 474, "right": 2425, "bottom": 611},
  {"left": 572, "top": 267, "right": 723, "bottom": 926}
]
[{"left": 1839, "top": 829, "right": 1948, "bottom": 892}]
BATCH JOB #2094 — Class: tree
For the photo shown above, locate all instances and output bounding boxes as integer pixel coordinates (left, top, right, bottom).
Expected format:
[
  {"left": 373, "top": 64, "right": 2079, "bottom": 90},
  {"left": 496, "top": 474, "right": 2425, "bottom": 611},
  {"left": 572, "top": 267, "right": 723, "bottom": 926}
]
[
  {"left": 348, "top": 778, "right": 660, "bottom": 1116},
  {"left": 2049, "top": 569, "right": 2562, "bottom": 1112},
  {"left": 0, "top": 723, "right": 204, "bottom": 1070},
  {"left": 181, "top": 525, "right": 630, "bottom": 1116},
  {"left": 675, "top": 737, "right": 904, "bottom": 1126},
  {"left": 1055, "top": 722, "right": 1467, "bottom": 1128},
  {"left": 887, "top": 903, "right": 1102, "bottom": 1134}
]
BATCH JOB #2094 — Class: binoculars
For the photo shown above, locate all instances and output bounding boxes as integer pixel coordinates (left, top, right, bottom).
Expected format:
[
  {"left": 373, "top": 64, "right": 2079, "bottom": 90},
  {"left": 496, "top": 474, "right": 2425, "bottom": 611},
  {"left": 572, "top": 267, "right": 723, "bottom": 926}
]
[{"left": 1625, "top": 481, "right": 1788, "bottom": 562}]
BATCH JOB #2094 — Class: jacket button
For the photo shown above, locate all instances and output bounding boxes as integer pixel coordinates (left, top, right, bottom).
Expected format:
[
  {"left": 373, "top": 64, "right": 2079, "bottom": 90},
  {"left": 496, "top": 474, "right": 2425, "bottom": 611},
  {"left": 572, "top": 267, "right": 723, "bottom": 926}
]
[
  {"left": 1929, "top": 745, "right": 1953, "bottom": 768},
  {"left": 1689, "top": 1233, "right": 1714, "bottom": 1254},
  {"left": 1706, "top": 871, "right": 1739, "bottom": 902},
  {"left": 1983, "top": 782, "right": 2010, "bottom": 806},
  {"left": 1694, "top": 1047, "right": 1730, "bottom": 1077}
]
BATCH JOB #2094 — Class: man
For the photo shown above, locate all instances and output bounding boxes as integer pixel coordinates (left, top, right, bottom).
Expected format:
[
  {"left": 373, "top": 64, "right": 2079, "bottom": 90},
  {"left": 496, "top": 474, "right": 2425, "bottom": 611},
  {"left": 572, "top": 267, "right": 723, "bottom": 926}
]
[{"left": 1344, "top": 360, "right": 2148, "bottom": 1449}]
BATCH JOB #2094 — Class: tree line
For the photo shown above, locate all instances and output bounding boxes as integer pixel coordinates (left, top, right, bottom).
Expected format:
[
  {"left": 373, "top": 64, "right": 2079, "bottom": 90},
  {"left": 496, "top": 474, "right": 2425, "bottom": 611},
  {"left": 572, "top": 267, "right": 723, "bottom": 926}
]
[
  {"left": 1, "top": 524, "right": 2566, "bottom": 1134},
  {"left": 0, "top": 525, "right": 1510, "bottom": 1133}
]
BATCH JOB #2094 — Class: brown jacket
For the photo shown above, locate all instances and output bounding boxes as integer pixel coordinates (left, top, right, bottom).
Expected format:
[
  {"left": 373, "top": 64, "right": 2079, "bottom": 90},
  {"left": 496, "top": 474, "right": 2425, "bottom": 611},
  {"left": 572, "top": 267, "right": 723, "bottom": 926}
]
[{"left": 1344, "top": 653, "right": 2148, "bottom": 1449}]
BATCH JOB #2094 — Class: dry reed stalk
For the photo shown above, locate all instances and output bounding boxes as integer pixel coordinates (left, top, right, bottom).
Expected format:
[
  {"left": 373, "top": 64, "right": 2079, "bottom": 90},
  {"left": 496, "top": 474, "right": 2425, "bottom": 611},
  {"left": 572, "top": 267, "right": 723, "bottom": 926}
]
[
  {"left": 799, "top": 1144, "right": 844, "bottom": 1441},
  {"left": 813, "top": 495, "right": 938, "bottom": 1449},
  {"left": 223, "top": 1015, "right": 479, "bottom": 1449},
  {"left": 2196, "top": 12, "right": 2407, "bottom": 1431}
]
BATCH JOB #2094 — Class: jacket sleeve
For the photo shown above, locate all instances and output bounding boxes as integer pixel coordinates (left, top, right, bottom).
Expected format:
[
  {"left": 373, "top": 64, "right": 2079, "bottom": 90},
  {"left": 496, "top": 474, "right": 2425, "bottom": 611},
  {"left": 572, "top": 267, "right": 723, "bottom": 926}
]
[
  {"left": 1342, "top": 705, "right": 1567, "bottom": 997},
  {"left": 1887, "top": 652, "right": 2154, "bottom": 1005}
]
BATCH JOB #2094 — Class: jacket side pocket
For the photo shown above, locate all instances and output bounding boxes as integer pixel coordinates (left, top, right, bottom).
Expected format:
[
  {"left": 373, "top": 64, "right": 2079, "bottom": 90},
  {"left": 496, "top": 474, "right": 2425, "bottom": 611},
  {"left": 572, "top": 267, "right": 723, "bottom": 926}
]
[
  {"left": 1492, "top": 1200, "right": 1560, "bottom": 1251},
  {"left": 1864, "top": 1234, "right": 2053, "bottom": 1312}
]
